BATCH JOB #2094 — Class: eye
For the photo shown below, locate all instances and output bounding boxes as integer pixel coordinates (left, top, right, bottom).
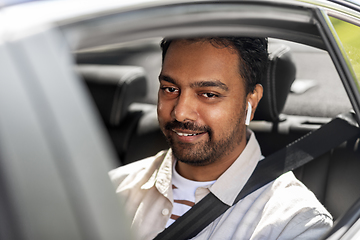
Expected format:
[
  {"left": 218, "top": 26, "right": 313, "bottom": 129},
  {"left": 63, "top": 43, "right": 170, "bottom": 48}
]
[
  {"left": 164, "top": 87, "right": 178, "bottom": 93},
  {"left": 201, "top": 92, "right": 218, "bottom": 98},
  {"left": 160, "top": 86, "right": 179, "bottom": 97}
]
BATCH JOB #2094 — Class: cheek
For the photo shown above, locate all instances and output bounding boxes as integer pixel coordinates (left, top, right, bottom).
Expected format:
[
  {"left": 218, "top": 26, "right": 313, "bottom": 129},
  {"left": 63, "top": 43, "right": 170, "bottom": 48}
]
[
  {"left": 202, "top": 108, "right": 226, "bottom": 122},
  {"left": 157, "top": 99, "right": 172, "bottom": 126},
  {"left": 200, "top": 105, "right": 239, "bottom": 130},
  {"left": 157, "top": 104, "right": 165, "bottom": 124},
  {"left": 200, "top": 99, "right": 245, "bottom": 136}
]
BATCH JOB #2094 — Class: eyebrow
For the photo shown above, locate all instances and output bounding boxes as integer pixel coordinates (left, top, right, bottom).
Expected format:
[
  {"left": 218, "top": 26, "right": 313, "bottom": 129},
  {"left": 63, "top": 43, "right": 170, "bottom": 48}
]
[
  {"left": 159, "top": 74, "right": 229, "bottom": 92},
  {"left": 159, "top": 74, "right": 176, "bottom": 84},
  {"left": 190, "top": 80, "right": 229, "bottom": 91}
]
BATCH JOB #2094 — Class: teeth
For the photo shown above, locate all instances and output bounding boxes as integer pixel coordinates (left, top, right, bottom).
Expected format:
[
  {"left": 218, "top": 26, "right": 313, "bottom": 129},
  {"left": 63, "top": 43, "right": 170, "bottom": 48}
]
[
  {"left": 177, "top": 133, "right": 198, "bottom": 136},
  {"left": 173, "top": 130, "right": 200, "bottom": 137}
]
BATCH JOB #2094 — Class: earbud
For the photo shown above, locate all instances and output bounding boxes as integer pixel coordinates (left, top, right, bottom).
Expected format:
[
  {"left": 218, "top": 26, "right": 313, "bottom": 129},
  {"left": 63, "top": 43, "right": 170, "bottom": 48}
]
[{"left": 245, "top": 102, "right": 252, "bottom": 126}]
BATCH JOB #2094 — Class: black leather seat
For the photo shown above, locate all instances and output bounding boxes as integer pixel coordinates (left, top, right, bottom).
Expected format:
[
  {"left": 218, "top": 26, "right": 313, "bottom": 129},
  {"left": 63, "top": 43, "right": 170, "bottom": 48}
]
[
  {"left": 124, "top": 102, "right": 169, "bottom": 165},
  {"left": 77, "top": 64, "right": 148, "bottom": 162},
  {"left": 248, "top": 45, "right": 360, "bottom": 220},
  {"left": 252, "top": 43, "right": 298, "bottom": 156},
  {"left": 254, "top": 43, "right": 296, "bottom": 122},
  {"left": 294, "top": 140, "right": 360, "bottom": 220}
]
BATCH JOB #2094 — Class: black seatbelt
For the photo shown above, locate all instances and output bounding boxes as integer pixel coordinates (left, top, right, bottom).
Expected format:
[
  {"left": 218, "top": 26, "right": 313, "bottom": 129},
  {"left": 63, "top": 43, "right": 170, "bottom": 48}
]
[{"left": 154, "top": 112, "right": 360, "bottom": 240}]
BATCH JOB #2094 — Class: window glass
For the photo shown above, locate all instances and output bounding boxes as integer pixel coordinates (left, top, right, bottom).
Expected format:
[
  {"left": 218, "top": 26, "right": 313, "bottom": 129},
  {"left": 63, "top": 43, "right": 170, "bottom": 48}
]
[
  {"left": 280, "top": 39, "right": 352, "bottom": 118},
  {"left": 329, "top": 16, "right": 360, "bottom": 90}
]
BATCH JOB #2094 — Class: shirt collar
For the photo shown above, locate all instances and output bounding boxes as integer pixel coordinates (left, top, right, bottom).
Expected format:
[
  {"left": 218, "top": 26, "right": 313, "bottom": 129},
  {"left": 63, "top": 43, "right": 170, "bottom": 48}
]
[
  {"left": 210, "top": 129, "right": 262, "bottom": 206},
  {"left": 141, "top": 149, "right": 174, "bottom": 199}
]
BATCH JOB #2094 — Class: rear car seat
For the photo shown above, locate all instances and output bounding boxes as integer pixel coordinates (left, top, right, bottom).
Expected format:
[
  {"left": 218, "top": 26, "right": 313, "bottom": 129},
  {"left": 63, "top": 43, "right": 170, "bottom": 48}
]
[{"left": 76, "top": 65, "right": 148, "bottom": 164}]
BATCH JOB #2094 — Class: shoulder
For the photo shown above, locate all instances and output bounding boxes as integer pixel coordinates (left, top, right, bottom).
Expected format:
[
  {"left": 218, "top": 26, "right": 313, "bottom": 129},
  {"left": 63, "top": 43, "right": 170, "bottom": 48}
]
[
  {"left": 271, "top": 172, "right": 329, "bottom": 209},
  {"left": 261, "top": 171, "right": 333, "bottom": 238},
  {"left": 108, "top": 150, "right": 168, "bottom": 189}
]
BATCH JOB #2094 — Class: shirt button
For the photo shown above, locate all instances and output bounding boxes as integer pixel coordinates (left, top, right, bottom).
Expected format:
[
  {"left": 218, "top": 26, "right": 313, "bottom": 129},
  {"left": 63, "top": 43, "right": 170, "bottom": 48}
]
[{"left": 162, "top": 208, "right": 170, "bottom": 216}]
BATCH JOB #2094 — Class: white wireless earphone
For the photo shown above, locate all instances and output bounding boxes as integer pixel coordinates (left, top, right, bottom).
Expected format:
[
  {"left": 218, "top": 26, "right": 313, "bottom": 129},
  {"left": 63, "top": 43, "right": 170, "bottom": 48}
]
[{"left": 245, "top": 102, "right": 252, "bottom": 126}]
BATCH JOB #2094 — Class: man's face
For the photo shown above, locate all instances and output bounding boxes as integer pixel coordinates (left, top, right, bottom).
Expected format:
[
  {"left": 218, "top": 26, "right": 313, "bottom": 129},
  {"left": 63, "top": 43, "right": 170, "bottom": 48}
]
[{"left": 157, "top": 40, "right": 249, "bottom": 166}]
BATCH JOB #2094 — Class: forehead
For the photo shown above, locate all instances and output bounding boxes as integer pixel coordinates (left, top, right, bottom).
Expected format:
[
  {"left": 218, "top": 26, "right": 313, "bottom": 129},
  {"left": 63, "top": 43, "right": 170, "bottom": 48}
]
[
  {"left": 161, "top": 40, "right": 243, "bottom": 87},
  {"left": 165, "top": 39, "right": 238, "bottom": 67}
]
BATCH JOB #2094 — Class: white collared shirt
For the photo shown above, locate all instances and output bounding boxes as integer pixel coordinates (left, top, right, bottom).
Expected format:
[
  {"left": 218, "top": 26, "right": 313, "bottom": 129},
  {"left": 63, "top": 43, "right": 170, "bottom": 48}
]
[
  {"left": 167, "top": 161, "right": 215, "bottom": 227},
  {"left": 109, "top": 130, "right": 332, "bottom": 240}
]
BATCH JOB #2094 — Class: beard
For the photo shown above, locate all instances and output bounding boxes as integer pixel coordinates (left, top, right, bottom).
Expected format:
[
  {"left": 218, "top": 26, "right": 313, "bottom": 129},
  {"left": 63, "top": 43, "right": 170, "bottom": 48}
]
[{"left": 163, "top": 118, "right": 244, "bottom": 166}]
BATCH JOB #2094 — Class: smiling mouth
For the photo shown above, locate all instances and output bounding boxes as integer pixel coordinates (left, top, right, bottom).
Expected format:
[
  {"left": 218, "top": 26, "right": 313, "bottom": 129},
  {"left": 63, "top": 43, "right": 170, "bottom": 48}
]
[{"left": 172, "top": 130, "right": 204, "bottom": 137}]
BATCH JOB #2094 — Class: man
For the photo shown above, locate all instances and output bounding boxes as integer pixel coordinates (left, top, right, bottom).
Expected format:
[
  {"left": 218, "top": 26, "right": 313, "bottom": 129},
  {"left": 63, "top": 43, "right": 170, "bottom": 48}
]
[{"left": 109, "top": 37, "right": 332, "bottom": 239}]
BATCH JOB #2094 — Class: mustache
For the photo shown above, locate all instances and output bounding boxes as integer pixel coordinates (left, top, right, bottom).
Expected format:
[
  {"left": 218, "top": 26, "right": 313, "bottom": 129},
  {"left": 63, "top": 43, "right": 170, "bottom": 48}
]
[{"left": 164, "top": 120, "right": 211, "bottom": 133}]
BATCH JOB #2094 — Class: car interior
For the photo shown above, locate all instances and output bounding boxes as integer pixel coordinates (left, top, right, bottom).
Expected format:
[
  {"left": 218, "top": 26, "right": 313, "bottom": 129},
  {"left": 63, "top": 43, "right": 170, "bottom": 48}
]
[
  {"left": 75, "top": 36, "right": 360, "bottom": 224},
  {"left": 3, "top": 1, "right": 360, "bottom": 239}
]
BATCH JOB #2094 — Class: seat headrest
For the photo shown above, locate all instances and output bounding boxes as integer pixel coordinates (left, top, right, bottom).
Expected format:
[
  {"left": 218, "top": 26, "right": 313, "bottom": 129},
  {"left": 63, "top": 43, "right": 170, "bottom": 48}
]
[
  {"left": 77, "top": 65, "right": 147, "bottom": 126},
  {"left": 254, "top": 44, "right": 296, "bottom": 122}
]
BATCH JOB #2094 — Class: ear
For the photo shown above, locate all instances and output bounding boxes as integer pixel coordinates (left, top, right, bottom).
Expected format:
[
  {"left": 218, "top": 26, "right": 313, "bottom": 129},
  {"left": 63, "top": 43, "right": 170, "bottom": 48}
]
[{"left": 246, "top": 84, "right": 263, "bottom": 122}]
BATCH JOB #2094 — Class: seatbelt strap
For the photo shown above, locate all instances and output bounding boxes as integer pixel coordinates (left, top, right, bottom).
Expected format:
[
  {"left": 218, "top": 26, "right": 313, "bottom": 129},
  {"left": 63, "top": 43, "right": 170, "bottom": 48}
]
[{"left": 153, "top": 113, "right": 360, "bottom": 240}]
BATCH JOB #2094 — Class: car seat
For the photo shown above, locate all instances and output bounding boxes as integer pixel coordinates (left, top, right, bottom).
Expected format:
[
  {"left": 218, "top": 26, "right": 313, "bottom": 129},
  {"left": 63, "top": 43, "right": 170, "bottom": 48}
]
[{"left": 76, "top": 65, "right": 148, "bottom": 163}]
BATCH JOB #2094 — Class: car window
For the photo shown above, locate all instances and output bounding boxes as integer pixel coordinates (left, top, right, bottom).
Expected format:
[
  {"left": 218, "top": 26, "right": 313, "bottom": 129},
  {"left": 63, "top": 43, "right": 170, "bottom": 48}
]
[
  {"left": 329, "top": 16, "right": 360, "bottom": 88},
  {"left": 281, "top": 38, "right": 353, "bottom": 118}
]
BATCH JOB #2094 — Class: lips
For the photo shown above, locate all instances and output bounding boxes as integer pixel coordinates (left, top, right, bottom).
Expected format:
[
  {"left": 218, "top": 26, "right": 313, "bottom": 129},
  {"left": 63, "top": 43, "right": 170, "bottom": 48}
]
[
  {"left": 170, "top": 129, "right": 207, "bottom": 144},
  {"left": 173, "top": 130, "right": 203, "bottom": 137},
  {"left": 164, "top": 121, "right": 211, "bottom": 143}
]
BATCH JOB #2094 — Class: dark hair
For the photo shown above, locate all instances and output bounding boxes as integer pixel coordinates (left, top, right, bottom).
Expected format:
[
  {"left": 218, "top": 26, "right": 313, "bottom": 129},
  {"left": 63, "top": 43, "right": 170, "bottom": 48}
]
[{"left": 160, "top": 37, "right": 268, "bottom": 94}]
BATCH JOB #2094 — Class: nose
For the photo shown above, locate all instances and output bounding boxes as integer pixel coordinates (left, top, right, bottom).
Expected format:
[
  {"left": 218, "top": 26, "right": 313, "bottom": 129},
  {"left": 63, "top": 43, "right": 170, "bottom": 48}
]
[{"left": 171, "top": 92, "right": 198, "bottom": 122}]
